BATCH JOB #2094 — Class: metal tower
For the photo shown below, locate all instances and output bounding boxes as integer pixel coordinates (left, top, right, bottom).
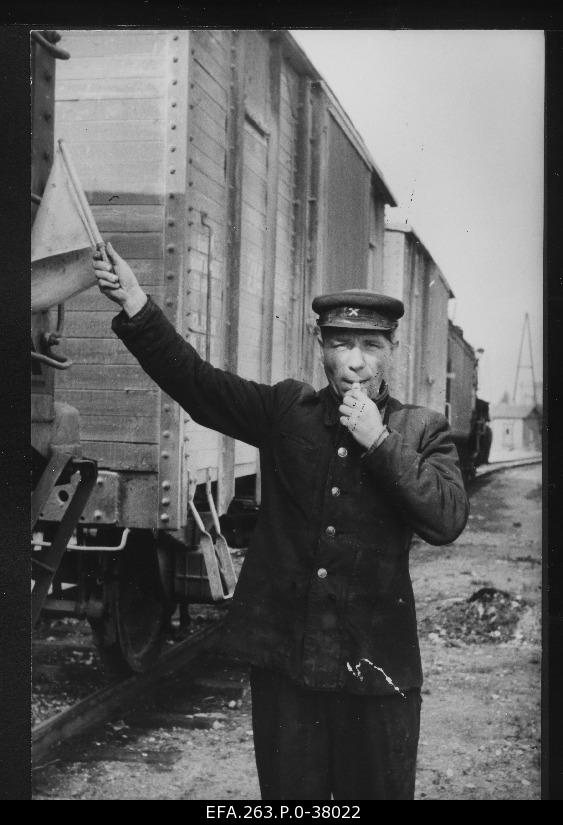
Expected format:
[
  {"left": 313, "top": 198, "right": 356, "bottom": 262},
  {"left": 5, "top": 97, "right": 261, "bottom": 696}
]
[{"left": 512, "top": 313, "right": 539, "bottom": 406}]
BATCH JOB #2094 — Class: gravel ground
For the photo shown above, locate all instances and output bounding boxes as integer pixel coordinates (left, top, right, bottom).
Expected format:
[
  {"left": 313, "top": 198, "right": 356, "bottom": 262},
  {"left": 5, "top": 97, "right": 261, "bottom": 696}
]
[{"left": 32, "top": 463, "right": 542, "bottom": 800}]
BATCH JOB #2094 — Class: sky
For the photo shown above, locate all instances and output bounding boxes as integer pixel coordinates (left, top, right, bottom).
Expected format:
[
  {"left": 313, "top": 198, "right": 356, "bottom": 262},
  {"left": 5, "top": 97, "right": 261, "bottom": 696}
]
[{"left": 291, "top": 30, "right": 544, "bottom": 407}]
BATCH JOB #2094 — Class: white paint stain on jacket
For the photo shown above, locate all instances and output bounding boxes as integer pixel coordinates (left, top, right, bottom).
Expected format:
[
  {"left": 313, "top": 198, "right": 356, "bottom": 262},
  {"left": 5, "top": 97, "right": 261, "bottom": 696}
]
[{"left": 347, "top": 659, "right": 406, "bottom": 698}]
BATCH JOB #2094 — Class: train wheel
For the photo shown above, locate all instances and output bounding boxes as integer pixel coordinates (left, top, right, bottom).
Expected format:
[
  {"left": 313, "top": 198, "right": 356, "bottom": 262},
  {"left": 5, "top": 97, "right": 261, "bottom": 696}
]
[{"left": 90, "top": 533, "right": 169, "bottom": 675}]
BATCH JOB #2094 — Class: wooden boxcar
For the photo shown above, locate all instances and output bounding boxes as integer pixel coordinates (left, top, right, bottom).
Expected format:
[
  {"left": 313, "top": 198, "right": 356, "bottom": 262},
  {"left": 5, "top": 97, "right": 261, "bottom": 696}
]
[
  {"left": 382, "top": 220, "right": 453, "bottom": 413},
  {"left": 48, "top": 28, "right": 396, "bottom": 522},
  {"left": 36, "top": 29, "right": 397, "bottom": 670}
]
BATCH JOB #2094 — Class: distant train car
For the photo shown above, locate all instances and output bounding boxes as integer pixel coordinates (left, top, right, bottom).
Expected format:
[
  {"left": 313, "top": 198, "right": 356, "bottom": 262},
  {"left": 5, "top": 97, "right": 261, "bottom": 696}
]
[
  {"left": 383, "top": 221, "right": 490, "bottom": 479},
  {"left": 34, "top": 29, "right": 397, "bottom": 672},
  {"left": 446, "top": 321, "right": 492, "bottom": 478},
  {"left": 383, "top": 221, "right": 453, "bottom": 412}
]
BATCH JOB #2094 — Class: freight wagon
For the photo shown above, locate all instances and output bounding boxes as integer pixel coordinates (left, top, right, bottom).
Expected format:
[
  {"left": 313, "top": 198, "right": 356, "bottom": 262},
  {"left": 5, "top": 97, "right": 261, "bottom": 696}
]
[
  {"left": 32, "top": 28, "right": 399, "bottom": 672},
  {"left": 382, "top": 220, "right": 453, "bottom": 412},
  {"left": 382, "top": 220, "right": 490, "bottom": 477}
]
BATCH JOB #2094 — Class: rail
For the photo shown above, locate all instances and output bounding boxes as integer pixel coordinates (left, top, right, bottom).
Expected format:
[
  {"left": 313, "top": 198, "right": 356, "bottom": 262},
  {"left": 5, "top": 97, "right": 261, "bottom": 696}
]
[
  {"left": 32, "top": 620, "right": 225, "bottom": 766},
  {"left": 475, "top": 455, "right": 541, "bottom": 478}
]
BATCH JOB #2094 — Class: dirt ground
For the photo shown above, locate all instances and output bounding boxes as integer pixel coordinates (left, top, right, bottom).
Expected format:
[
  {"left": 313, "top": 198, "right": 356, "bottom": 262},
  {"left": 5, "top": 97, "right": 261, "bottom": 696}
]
[{"left": 32, "top": 463, "right": 542, "bottom": 801}]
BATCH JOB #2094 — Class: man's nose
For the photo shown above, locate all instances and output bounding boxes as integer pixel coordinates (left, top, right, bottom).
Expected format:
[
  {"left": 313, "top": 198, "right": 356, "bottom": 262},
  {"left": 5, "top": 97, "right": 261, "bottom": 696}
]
[{"left": 347, "top": 346, "right": 366, "bottom": 370}]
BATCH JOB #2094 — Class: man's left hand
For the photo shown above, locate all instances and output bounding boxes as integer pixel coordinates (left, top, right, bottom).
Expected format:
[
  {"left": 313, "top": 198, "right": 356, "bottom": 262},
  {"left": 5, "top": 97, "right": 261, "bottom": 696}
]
[{"left": 339, "top": 383, "right": 386, "bottom": 450}]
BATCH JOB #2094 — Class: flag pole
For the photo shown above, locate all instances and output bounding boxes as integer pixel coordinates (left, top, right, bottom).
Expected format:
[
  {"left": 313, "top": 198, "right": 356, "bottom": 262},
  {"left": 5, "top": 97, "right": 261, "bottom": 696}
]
[{"left": 57, "top": 139, "right": 110, "bottom": 263}]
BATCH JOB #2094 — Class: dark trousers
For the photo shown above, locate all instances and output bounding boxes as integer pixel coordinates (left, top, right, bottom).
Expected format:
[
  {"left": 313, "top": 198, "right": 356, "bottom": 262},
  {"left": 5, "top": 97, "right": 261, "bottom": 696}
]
[{"left": 250, "top": 666, "right": 421, "bottom": 801}]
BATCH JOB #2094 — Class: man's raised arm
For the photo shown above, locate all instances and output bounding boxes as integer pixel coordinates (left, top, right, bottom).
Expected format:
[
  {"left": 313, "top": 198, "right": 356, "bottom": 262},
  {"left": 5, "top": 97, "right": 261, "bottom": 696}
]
[{"left": 93, "top": 244, "right": 282, "bottom": 447}]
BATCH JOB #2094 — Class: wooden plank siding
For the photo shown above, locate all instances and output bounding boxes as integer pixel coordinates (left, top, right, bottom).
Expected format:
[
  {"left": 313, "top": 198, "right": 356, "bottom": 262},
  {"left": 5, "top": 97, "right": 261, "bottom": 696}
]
[
  {"left": 79, "top": 442, "right": 159, "bottom": 473},
  {"left": 45, "top": 29, "right": 397, "bottom": 529},
  {"left": 236, "top": 118, "right": 268, "bottom": 382},
  {"left": 271, "top": 60, "right": 299, "bottom": 383},
  {"left": 181, "top": 29, "right": 234, "bottom": 504},
  {"left": 58, "top": 31, "right": 170, "bottom": 58},
  {"left": 56, "top": 364, "right": 158, "bottom": 391},
  {"left": 54, "top": 30, "right": 173, "bottom": 525}
]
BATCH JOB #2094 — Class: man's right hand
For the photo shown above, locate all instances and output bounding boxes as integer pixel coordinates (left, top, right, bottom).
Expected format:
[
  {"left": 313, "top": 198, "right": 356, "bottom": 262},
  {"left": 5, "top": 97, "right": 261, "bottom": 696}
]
[{"left": 93, "top": 241, "right": 148, "bottom": 318}]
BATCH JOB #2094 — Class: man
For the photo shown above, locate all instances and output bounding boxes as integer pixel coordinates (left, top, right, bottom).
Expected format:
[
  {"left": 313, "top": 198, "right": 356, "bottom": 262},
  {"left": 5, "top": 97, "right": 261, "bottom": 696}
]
[{"left": 94, "top": 244, "right": 469, "bottom": 801}]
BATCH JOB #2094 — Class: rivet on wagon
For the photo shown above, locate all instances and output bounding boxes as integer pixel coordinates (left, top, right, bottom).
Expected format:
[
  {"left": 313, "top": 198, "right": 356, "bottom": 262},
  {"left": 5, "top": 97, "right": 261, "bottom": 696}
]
[
  {"left": 94, "top": 510, "right": 103, "bottom": 521},
  {"left": 162, "top": 480, "right": 171, "bottom": 490},
  {"left": 168, "top": 219, "right": 175, "bottom": 226},
  {"left": 170, "top": 146, "right": 176, "bottom": 152},
  {"left": 173, "top": 56, "right": 179, "bottom": 63},
  {"left": 161, "top": 451, "right": 170, "bottom": 460},
  {"left": 163, "top": 430, "right": 171, "bottom": 438},
  {"left": 160, "top": 513, "right": 170, "bottom": 522},
  {"left": 164, "top": 404, "right": 171, "bottom": 412},
  {"left": 171, "top": 101, "right": 177, "bottom": 108},
  {"left": 165, "top": 299, "right": 174, "bottom": 307},
  {"left": 172, "top": 79, "right": 178, "bottom": 86},
  {"left": 173, "top": 35, "right": 179, "bottom": 41},
  {"left": 96, "top": 478, "right": 104, "bottom": 486},
  {"left": 167, "top": 244, "right": 176, "bottom": 253},
  {"left": 161, "top": 498, "right": 171, "bottom": 506},
  {"left": 170, "top": 168, "right": 176, "bottom": 174},
  {"left": 166, "top": 272, "right": 175, "bottom": 280},
  {"left": 171, "top": 123, "right": 177, "bottom": 130}
]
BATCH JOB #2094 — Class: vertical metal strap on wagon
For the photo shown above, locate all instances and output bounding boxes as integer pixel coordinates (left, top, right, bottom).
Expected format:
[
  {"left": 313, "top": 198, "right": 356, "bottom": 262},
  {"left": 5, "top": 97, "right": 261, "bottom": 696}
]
[
  {"left": 292, "top": 73, "right": 313, "bottom": 383},
  {"left": 305, "top": 80, "right": 330, "bottom": 387},
  {"left": 216, "top": 30, "right": 246, "bottom": 517},
  {"left": 160, "top": 31, "right": 190, "bottom": 531}
]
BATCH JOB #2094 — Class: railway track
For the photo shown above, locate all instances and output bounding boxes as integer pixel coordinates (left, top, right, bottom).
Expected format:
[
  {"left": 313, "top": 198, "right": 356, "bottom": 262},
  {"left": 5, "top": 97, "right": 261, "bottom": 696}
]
[
  {"left": 32, "top": 619, "right": 226, "bottom": 767},
  {"left": 475, "top": 455, "right": 542, "bottom": 479}
]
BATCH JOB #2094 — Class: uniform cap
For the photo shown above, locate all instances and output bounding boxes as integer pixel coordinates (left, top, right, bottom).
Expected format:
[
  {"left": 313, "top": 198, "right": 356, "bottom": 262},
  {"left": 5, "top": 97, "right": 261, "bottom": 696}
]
[{"left": 312, "top": 289, "right": 404, "bottom": 331}]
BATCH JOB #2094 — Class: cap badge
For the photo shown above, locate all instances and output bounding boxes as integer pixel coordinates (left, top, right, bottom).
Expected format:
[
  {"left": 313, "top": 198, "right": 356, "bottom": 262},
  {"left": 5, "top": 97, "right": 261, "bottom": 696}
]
[{"left": 345, "top": 307, "right": 359, "bottom": 317}]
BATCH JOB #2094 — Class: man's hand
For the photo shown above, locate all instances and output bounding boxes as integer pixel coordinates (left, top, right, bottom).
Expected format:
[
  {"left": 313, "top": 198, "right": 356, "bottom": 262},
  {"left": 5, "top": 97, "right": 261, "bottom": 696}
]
[
  {"left": 339, "top": 383, "right": 386, "bottom": 450},
  {"left": 93, "top": 241, "right": 148, "bottom": 318}
]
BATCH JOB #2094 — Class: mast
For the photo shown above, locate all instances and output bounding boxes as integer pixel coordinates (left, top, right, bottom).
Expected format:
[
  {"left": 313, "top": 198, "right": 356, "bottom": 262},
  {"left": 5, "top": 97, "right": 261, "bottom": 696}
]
[{"left": 512, "top": 313, "right": 538, "bottom": 406}]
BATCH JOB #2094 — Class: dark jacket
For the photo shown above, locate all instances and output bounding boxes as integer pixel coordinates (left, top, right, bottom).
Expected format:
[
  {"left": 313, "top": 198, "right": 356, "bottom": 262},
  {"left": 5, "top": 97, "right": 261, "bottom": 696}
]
[{"left": 113, "top": 297, "right": 469, "bottom": 695}]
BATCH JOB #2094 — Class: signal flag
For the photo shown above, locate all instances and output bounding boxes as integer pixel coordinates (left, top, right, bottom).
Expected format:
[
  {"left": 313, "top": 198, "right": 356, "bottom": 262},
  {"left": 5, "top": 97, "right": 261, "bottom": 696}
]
[{"left": 31, "top": 141, "right": 100, "bottom": 312}]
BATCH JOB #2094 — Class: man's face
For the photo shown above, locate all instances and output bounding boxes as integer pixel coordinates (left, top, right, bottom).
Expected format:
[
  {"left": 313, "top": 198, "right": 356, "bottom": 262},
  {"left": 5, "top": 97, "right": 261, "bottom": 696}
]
[{"left": 319, "top": 328, "right": 396, "bottom": 399}]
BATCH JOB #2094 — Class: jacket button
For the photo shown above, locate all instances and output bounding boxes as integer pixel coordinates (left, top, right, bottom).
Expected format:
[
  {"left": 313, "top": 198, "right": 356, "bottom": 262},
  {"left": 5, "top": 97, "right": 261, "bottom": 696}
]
[
  {"left": 331, "top": 486, "right": 340, "bottom": 497},
  {"left": 317, "top": 568, "right": 328, "bottom": 579},
  {"left": 337, "top": 447, "right": 348, "bottom": 458},
  {"left": 325, "top": 525, "right": 335, "bottom": 537}
]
